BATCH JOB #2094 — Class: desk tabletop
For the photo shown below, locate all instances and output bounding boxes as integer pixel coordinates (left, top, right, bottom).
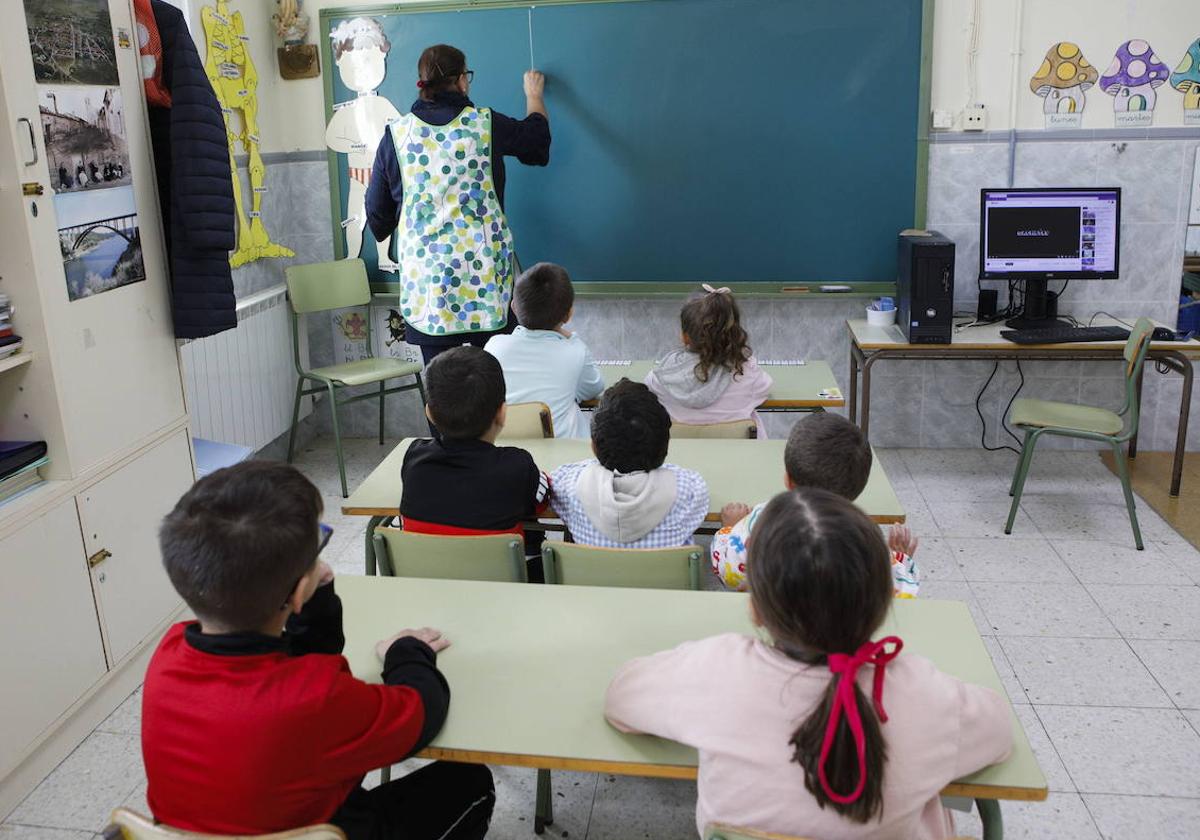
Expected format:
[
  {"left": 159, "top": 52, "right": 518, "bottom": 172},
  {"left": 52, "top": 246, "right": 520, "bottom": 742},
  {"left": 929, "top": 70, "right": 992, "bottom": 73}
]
[
  {"left": 338, "top": 575, "right": 1047, "bottom": 801},
  {"left": 342, "top": 438, "right": 905, "bottom": 524},
  {"left": 847, "top": 317, "right": 1200, "bottom": 353},
  {"left": 593, "top": 360, "right": 843, "bottom": 408}
]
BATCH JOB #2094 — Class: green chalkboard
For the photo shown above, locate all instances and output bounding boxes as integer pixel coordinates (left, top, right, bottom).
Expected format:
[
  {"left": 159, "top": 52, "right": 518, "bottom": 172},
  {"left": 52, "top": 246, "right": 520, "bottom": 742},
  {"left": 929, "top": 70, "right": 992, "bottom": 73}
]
[{"left": 321, "top": 0, "right": 930, "bottom": 292}]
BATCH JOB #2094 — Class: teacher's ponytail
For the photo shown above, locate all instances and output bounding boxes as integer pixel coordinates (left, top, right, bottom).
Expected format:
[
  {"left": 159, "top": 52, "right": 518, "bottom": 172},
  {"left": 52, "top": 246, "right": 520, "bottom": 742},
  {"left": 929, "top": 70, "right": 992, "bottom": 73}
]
[
  {"left": 745, "top": 489, "right": 896, "bottom": 824},
  {"left": 417, "top": 44, "right": 467, "bottom": 101}
]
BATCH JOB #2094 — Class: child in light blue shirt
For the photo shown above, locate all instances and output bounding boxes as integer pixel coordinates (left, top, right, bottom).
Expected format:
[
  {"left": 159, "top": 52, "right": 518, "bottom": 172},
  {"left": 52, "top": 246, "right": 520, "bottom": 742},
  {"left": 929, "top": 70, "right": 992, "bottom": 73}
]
[{"left": 485, "top": 263, "right": 604, "bottom": 438}]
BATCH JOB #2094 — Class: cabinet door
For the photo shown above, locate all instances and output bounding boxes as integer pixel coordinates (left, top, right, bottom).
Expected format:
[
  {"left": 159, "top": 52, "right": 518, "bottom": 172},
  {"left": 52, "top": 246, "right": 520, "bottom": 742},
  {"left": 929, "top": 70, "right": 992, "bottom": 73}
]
[
  {"left": 78, "top": 430, "right": 194, "bottom": 665},
  {"left": 0, "top": 500, "right": 107, "bottom": 778}
]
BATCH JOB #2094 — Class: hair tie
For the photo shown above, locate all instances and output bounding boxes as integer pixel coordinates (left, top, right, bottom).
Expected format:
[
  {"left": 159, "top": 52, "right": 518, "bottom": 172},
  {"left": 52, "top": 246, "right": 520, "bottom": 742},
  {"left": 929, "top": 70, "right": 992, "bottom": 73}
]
[
  {"left": 416, "top": 79, "right": 427, "bottom": 88},
  {"left": 817, "top": 636, "right": 903, "bottom": 805},
  {"left": 702, "top": 284, "right": 732, "bottom": 295}
]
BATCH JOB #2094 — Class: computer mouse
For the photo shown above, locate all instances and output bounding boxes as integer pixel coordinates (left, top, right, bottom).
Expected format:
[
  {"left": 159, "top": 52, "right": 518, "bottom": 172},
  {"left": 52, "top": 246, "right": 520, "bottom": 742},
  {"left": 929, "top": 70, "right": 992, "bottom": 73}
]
[{"left": 1151, "top": 327, "right": 1179, "bottom": 341}]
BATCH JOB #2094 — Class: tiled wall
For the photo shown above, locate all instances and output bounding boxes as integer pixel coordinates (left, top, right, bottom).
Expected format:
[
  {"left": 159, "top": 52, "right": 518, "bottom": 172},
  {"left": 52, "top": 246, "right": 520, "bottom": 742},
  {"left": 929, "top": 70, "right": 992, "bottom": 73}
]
[{"left": 253, "top": 135, "right": 1200, "bottom": 452}]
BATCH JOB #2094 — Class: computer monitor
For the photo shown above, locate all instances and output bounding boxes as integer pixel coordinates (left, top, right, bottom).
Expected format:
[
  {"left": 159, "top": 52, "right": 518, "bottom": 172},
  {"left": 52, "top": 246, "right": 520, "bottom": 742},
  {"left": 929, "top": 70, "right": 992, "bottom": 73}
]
[{"left": 979, "top": 187, "right": 1121, "bottom": 329}]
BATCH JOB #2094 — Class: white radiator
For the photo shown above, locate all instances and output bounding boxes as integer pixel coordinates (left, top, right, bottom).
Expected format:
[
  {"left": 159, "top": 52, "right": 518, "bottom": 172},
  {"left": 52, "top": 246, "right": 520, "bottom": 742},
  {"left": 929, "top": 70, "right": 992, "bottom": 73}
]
[{"left": 180, "top": 284, "right": 309, "bottom": 451}]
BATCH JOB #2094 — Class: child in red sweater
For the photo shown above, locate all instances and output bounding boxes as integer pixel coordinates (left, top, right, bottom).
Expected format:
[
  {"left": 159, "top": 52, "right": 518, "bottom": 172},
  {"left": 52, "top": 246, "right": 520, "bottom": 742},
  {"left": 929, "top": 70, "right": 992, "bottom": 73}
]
[{"left": 142, "top": 461, "right": 493, "bottom": 839}]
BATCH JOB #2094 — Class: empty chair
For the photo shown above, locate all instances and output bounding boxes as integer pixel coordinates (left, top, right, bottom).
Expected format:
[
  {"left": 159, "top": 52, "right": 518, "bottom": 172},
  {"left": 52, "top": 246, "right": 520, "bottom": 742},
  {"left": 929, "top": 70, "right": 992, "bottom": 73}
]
[
  {"left": 670, "top": 418, "right": 757, "bottom": 439},
  {"left": 1004, "top": 317, "right": 1154, "bottom": 549},
  {"left": 103, "top": 808, "right": 345, "bottom": 840},
  {"left": 371, "top": 528, "right": 526, "bottom": 581},
  {"left": 497, "top": 401, "right": 554, "bottom": 439},
  {"left": 284, "top": 259, "right": 425, "bottom": 497},
  {"left": 541, "top": 541, "right": 703, "bottom": 590}
]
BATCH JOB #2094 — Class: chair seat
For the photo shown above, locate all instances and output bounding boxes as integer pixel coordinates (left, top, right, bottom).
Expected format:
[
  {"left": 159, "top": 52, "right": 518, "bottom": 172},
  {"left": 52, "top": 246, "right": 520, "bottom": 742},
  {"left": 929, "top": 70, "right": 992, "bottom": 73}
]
[
  {"left": 309, "top": 357, "right": 422, "bottom": 386},
  {"left": 1009, "top": 397, "right": 1123, "bottom": 435}
]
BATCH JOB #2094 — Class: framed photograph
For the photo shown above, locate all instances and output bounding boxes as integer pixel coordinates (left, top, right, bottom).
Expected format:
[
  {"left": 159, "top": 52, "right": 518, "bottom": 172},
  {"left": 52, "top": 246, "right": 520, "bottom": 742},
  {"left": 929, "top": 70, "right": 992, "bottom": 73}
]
[
  {"left": 24, "top": 0, "right": 118, "bottom": 85},
  {"left": 40, "top": 86, "right": 131, "bottom": 193},
  {"left": 55, "top": 185, "right": 146, "bottom": 301}
]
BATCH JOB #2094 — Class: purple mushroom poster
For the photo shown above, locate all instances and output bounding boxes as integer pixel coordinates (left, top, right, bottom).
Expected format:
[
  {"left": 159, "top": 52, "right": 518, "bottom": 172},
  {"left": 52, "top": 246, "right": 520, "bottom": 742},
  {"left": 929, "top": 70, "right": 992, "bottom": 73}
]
[
  {"left": 1171, "top": 38, "right": 1200, "bottom": 125},
  {"left": 1099, "top": 39, "right": 1170, "bottom": 127},
  {"left": 1030, "top": 42, "right": 1098, "bottom": 128}
]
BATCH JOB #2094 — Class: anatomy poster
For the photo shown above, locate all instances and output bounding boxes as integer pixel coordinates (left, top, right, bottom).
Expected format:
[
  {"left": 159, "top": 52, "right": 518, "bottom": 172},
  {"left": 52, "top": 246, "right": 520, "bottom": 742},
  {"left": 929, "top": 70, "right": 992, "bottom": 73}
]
[
  {"left": 1030, "top": 42, "right": 1097, "bottom": 128},
  {"left": 24, "top": 0, "right": 118, "bottom": 85}
]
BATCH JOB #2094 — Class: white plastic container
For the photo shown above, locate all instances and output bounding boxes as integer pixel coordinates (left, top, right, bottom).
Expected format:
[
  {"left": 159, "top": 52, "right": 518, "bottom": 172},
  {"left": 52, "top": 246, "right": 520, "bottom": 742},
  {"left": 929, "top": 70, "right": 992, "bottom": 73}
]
[{"left": 866, "top": 306, "right": 896, "bottom": 327}]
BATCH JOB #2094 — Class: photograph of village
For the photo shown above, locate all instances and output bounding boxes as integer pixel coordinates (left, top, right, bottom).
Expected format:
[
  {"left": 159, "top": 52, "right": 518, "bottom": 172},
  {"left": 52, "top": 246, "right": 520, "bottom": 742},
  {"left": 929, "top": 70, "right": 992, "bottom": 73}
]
[
  {"left": 40, "top": 86, "right": 131, "bottom": 194},
  {"left": 23, "top": 0, "right": 118, "bottom": 85}
]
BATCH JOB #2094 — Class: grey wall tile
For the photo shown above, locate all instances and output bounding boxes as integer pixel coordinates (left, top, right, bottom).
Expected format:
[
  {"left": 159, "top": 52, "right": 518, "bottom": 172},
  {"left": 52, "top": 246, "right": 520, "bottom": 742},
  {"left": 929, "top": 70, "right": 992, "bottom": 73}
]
[
  {"left": 1013, "top": 141, "right": 1102, "bottom": 188},
  {"left": 1096, "top": 141, "right": 1186, "bottom": 223},
  {"left": 926, "top": 143, "right": 1008, "bottom": 226}
]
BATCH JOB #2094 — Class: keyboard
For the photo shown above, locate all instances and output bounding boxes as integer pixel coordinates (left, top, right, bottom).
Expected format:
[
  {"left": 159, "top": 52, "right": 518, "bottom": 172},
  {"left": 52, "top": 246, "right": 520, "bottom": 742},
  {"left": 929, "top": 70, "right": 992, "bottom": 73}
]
[{"left": 1000, "top": 326, "right": 1131, "bottom": 345}]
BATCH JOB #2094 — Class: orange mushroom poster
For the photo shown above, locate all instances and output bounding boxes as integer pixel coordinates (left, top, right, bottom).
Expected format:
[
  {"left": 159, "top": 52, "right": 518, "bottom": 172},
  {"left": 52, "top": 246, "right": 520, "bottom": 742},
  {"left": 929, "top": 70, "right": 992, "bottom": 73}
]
[{"left": 1030, "top": 42, "right": 1098, "bottom": 128}]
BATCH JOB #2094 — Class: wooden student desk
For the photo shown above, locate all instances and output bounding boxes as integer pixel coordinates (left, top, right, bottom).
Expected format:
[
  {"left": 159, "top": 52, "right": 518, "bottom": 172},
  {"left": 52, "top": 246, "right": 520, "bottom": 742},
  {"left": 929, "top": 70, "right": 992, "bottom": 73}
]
[
  {"left": 846, "top": 318, "right": 1200, "bottom": 496},
  {"left": 343, "top": 437, "right": 905, "bottom": 574},
  {"left": 337, "top": 575, "right": 1046, "bottom": 840},
  {"left": 587, "top": 360, "right": 844, "bottom": 409}
]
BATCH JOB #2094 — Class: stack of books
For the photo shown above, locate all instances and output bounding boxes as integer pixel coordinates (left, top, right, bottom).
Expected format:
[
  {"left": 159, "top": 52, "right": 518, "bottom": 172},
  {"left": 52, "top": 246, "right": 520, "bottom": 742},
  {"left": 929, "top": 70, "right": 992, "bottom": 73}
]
[
  {"left": 0, "top": 441, "right": 48, "bottom": 506},
  {"left": 0, "top": 293, "right": 20, "bottom": 360}
]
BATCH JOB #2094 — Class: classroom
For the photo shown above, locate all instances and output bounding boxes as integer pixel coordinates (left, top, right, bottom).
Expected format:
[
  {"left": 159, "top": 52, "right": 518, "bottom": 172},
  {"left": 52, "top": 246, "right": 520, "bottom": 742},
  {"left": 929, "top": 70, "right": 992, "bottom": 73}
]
[{"left": 1, "top": 0, "right": 1199, "bottom": 838}]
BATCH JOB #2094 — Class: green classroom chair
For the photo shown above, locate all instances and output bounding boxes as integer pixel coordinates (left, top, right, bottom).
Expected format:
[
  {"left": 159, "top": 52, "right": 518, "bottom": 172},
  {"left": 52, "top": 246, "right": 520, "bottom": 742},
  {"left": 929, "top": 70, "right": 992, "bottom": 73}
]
[
  {"left": 370, "top": 528, "right": 527, "bottom": 581},
  {"left": 496, "top": 401, "right": 554, "bottom": 439},
  {"left": 284, "top": 259, "right": 425, "bottom": 498},
  {"left": 1003, "top": 317, "right": 1155, "bottom": 550},
  {"left": 671, "top": 418, "right": 758, "bottom": 439},
  {"left": 541, "top": 541, "right": 704, "bottom": 590}
]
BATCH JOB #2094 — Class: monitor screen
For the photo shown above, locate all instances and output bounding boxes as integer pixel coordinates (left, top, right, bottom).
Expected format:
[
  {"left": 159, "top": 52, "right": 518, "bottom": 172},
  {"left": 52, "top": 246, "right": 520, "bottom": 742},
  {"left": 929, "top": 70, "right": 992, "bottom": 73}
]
[{"left": 979, "top": 188, "right": 1120, "bottom": 280}]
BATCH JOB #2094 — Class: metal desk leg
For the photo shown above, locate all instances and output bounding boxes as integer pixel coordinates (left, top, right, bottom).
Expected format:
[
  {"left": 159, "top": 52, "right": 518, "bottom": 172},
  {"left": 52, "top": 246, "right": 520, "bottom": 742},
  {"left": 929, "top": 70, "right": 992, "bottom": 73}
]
[
  {"left": 976, "top": 798, "right": 1003, "bottom": 840},
  {"left": 1168, "top": 350, "right": 1193, "bottom": 497},
  {"left": 848, "top": 342, "right": 860, "bottom": 423},
  {"left": 860, "top": 354, "right": 878, "bottom": 440},
  {"left": 364, "top": 515, "right": 388, "bottom": 576},
  {"left": 534, "top": 768, "right": 554, "bottom": 834},
  {"left": 1130, "top": 364, "right": 1146, "bottom": 459}
]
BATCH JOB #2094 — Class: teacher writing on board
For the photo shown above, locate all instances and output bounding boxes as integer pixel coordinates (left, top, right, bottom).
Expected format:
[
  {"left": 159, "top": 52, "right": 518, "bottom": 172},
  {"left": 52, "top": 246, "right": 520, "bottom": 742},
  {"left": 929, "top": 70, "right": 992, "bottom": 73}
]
[{"left": 366, "top": 44, "right": 551, "bottom": 365}]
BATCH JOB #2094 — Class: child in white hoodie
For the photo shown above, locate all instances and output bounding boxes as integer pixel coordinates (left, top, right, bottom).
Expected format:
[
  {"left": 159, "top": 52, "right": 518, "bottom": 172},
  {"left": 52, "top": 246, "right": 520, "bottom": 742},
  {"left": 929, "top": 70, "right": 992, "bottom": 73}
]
[
  {"left": 645, "top": 285, "right": 773, "bottom": 437},
  {"left": 550, "top": 379, "right": 709, "bottom": 548}
]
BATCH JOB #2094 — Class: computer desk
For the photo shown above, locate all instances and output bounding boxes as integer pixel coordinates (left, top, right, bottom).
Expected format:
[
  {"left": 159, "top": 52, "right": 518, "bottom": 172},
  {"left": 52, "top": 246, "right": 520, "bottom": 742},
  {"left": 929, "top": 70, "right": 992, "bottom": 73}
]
[
  {"left": 343, "top": 437, "right": 904, "bottom": 574},
  {"left": 846, "top": 317, "right": 1200, "bottom": 496},
  {"left": 337, "top": 575, "right": 1046, "bottom": 840}
]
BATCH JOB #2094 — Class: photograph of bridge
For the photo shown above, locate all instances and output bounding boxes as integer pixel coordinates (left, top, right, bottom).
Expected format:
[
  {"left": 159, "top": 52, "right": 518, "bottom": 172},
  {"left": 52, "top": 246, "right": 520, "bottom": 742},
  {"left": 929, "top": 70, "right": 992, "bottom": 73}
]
[
  {"left": 54, "top": 185, "right": 145, "bottom": 301},
  {"left": 40, "top": 86, "right": 131, "bottom": 194},
  {"left": 23, "top": 0, "right": 118, "bottom": 85}
]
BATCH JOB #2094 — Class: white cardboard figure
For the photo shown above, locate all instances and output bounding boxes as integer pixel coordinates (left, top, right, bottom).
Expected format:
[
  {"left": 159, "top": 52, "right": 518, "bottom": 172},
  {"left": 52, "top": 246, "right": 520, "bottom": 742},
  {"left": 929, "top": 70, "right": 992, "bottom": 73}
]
[{"left": 325, "top": 18, "right": 401, "bottom": 272}]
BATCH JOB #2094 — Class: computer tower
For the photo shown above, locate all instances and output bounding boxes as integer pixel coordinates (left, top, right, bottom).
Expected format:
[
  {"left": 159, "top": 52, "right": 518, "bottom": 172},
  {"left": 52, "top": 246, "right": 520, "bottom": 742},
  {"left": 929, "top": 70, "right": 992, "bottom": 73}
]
[{"left": 897, "top": 231, "right": 954, "bottom": 344}]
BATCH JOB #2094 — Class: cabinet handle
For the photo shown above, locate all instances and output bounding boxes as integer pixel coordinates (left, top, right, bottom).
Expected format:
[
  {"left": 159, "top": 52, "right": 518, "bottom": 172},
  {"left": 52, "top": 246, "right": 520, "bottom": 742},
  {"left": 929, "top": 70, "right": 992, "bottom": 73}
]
[
  {"left": 88, "top": 548, "right": 112, "bottom": 568},
  {"left": 17, "top": 118, "right": 38, "bottom": 166}
]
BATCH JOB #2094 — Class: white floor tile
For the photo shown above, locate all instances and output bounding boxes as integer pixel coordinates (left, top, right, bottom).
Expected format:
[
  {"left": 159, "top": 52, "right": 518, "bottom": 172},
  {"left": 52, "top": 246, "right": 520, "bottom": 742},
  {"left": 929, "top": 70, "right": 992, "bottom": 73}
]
[
  {"left": 947, "top": 537, "right": 1075, "bottom": 583},
  {"left": 907, "top": 537, "right": 964, "bottom": 582},
  {"left": 919, "top": 581, "right": 993, "bottom": 635},
  {"left": 1052, "top": 540, "right": 1191, "bottom": 585},
  {"left": 1086, "top": 584, "right": 1200, "bottom": 641},
  {"left": 1021, "top": 500, "right": 1148, "bottom": 548},
  {"left": 0, "top": 826, "right": 96, "bottom": 840},
  {"left": 1013, "top": 705, "right": 1076, "bottom": 792},
  {"left": 982, "top": 636, "right": 1029, "bottom": 705},
  {"left": 897, "top": 493, "right": 941, "bottom": 539},
  {"left": 8, "top": 732, "right": 144, "bottom": 832},
  {"left": 487, "top": 766, "right": 597, "bottom": 840},
  {"left": 1127, "top": 640, "right": 1200, "bottom": 709},
  {"left": 1082, "top": 793, "right": 1200, "bottom": 840},
  {"left": 1154, "top": 542, "right": 1200, "bottom": 586},
  {"left": 953, "top": 792, "right": 1101, "bottom": 840},
  {"left": 927, "top": 501, "right": 1037, "bottom": 539},
  {"left": 999, "top": 637, "right": 1170, "bottom": 707},
  {"left": 1036, "top": 706, "right": 1200, "bottom": 797},
  {"left": 585, "top": 774, "right": 697, "bottom": 840},
  {"left": 970, "top": 582, "right": 1118, "bottom": 638},
  {"left": 94, "top": 688, "right": 141, "bottom": 737},
  {"left": 1185, "top": 709, "right": 1200, "bottom": 735}
]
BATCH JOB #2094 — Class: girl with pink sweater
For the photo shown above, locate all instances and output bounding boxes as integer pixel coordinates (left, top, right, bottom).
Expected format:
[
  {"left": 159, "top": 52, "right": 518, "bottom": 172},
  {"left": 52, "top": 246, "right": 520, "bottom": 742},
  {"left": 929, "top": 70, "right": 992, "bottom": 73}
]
[
  {"left": 645, "top": 286, "right": 773, "bottom": 437},
  {"left": 604, "top": 488, "right": 1013, "bottom": 840}
]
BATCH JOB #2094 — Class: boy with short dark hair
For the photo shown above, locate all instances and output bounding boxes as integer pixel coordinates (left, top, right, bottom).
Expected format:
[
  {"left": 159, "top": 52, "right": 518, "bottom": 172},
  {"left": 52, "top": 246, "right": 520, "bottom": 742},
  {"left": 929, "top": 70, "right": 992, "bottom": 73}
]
[
  {"left": 402, "top": 346, "right": 551, "bottom": 571},
  {"left": 143, "top": 461, "right": 494, "bottom": 840},
  {"left": 550, "top": 379, "right": 709, "bottom": 548},
  {"left": 711, "top": 412, "right": 919, "bottom": 595},
  {"left": 484, "top": 262, "right": 604, "bottom": 438}
]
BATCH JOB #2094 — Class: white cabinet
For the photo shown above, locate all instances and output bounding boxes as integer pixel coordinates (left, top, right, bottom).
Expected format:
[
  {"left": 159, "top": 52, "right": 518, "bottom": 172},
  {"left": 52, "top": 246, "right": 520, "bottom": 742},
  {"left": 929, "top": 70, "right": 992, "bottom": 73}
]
[
  {"left": 0, "top": 499, "right": 108, "bottom": 779},
  {"left": 79, "top": 431, "right": 191, "bottom": 666}
]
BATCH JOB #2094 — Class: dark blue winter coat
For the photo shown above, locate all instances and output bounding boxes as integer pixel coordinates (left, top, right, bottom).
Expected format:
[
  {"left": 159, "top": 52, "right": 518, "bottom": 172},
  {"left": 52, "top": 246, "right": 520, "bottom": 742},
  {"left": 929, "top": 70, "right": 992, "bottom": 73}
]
[{"left": 149, "top": 0, "right": 237, "bottom": 339}]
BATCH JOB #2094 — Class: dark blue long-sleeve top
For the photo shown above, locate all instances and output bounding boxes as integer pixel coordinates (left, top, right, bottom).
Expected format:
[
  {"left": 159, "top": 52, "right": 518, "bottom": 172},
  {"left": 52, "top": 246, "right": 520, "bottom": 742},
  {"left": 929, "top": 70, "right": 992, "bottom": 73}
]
[{"left": 366, "top": 91, "right": 550, "bottom": 346}]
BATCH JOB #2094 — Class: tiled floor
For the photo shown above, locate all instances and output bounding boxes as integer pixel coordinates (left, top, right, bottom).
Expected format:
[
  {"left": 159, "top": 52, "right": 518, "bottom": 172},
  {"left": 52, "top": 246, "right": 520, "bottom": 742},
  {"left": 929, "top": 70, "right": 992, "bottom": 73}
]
[{"left": 4, "top": 440, "right": 1200, "bottom": 839}]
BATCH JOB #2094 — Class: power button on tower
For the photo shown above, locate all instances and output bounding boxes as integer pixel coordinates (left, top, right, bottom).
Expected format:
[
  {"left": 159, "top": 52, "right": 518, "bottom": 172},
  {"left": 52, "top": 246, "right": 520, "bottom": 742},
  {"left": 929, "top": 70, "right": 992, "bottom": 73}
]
[{"left": 926, "top": 308, "right": 937, "bottom": 318}]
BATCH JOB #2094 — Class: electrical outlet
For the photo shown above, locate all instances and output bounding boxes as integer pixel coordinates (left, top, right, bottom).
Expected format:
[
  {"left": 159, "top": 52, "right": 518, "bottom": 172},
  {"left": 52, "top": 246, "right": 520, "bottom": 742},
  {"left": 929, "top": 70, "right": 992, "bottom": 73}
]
[
  {"left": 931, "top": 109, "right": 954, "bottom": 130},
  {"left": 964, "top": 103, "right": 987, "bottom": 131}
]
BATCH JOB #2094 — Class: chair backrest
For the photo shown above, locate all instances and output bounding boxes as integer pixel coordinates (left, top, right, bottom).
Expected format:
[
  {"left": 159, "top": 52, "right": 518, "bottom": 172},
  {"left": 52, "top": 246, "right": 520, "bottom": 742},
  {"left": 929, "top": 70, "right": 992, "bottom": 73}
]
[
  {"left": 1120, "top": 317, "right": 1155, "bottom": 428},
  {"left": 704, "top": 824, "right": 811, "bottom": 840},
  {"left": 372, "top": 528, "right": 527, "bottom": 581},
  {"left": 542, "top": 541, "right": 703, "bottom": 590},
  {"left": 670, "top": 419, "right": 757, "bottom": 439},
  {"left": 285, "top": 260, "right": 372, "bottom": 314},
  {"left": 106, "top": 809, "right": 346, "bottom": 840},
  {"left": 498, "top": 402, "right": 554, "bottom": 439}
]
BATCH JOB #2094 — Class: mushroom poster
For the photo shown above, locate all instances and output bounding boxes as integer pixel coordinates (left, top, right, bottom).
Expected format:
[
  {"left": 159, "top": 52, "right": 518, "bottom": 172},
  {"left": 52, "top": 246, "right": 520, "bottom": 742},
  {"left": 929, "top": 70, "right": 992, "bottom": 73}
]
[
  {"left": 1099, "top": 39, "right": 1170, "bottom": 127},
  {"left": 1171, "top": 38, "right": 1200, "bottom": 125},
  {"left": 1030, "top": 42, "right": 1098, "bottom": 128}
]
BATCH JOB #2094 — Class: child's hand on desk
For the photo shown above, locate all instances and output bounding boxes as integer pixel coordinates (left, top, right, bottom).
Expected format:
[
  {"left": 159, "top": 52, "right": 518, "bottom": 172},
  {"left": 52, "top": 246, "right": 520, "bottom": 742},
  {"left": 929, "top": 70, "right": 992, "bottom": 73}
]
[
  {"left": 376, "top": 627, "right": 452, "bottom": 660},
  {"left": 720, "top": 502, "right": 751, "bottom": 528},
  {"left": 887, "top": 525, "right": 919, "bottom": 557}
]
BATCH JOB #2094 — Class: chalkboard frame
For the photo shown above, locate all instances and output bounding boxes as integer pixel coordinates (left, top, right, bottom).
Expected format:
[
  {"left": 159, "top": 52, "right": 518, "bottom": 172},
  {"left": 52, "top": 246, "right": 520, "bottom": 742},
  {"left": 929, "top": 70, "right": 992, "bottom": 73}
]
[{"left": 319, "top": 0, "right": 934, "bottom": 297}]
